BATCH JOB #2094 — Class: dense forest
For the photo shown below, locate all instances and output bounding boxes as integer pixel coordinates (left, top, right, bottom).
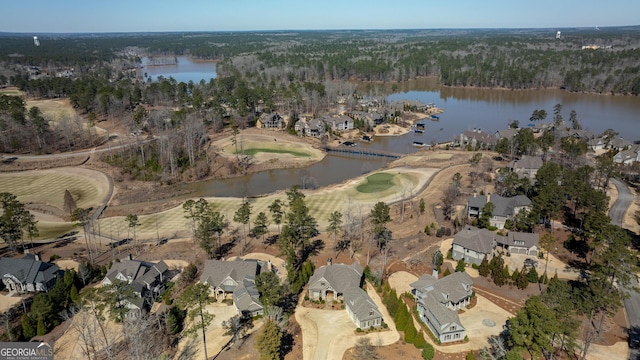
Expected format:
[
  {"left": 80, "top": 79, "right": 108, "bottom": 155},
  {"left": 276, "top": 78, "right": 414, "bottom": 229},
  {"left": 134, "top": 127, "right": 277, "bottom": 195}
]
[{"left": 2, "top": 27, "right": 640, "bottom": 94}]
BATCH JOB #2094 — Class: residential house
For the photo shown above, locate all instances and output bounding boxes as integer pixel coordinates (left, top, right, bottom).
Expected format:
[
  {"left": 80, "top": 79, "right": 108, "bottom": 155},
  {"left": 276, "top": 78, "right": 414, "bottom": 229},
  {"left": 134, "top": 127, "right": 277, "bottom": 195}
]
[
  {"left": 102, "top": 255, "right": 169, "bottom": 316},
  {"left": 588, "top": 137, "right": 606, "bottom": 151},
  {"left": 307, "top": 262, "right": 363, "bottom": 301},
  {"left": 494, "top": 128, "right": 519, "bottom": 141},
  {"left": 452, "top": 225, "right": 504, "bottom": 265},
  {"left": 389, "top": 99, "right": 431, "bottom": 112},
  {"left": 466, "top": 193, "right": 531, "bottom": 229},
  {"left": 349, "top": 111, "right": 384, "bottom": 127},
  {"left": 344, "top": 287, "right": 383, "bottom": 329},
  {"left": 0, "top": 254, "right": 61, "bottom": 294},
  {"left": 294, "top": 119, "right": 325, "bottom": 137},
  {"left": 507, "top": 155, "right": 543, "bottom": 180},
  {"left": 411, "top": 271, "right": 472, "bottom": 343},
  {"left": 325, "top": 115, "right": 354, "bottom": 132},
  {"left": 200, "top": 259, "right": 264, "bottom": 316},
  {"left": 308, "top": 261, "right": 384, "bottom": 329},
  {"left": 496, "top": 231, "right": 539, "bottom": 256},
  {"left": 458, "top": 129, "right": 496, "bottom": 149},
  {"left": 613, "top": 147, "right": 640, "bottom": 165},
  {"left": 257, "top": 113, "right": 285, "bottom": 130},
  {"left": 609, "top": 138, "right": 633, "bottom": 151}
]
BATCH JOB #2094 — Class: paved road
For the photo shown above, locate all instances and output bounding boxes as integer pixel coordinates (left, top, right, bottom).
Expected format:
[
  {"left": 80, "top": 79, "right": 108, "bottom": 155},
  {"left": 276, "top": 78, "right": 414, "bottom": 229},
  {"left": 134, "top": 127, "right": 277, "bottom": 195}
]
[
  {"left": 2, "top": 135, "right": 156, "bottom": 160},
  {"left": 610, "top": 178, "right": 633, "bottom": 227},
  {"left": 610, "top": 178, "right": 640, "bottom": 359}
]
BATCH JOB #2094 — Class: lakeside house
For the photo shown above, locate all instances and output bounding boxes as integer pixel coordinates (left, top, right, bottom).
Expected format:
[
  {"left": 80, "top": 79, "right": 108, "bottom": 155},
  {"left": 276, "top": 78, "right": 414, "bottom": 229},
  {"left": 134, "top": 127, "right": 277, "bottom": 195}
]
[
  {"left": 507, "top": 155, "right": 543, "bottom": 180},
  {"left": 0, "top": 254, "right": 62, "bottom": 294},
  {"left": 307, "top": 261, "right": 383, "bottom": 328},
  {"left": 200, "top": 258, "right": 264, "bottom": 316},
  {"left": 410, "top": 271, "right": 472, "bottom": 343},
  {"left": 457, "top": 129, "right": 496, "bottom": 149},
  {"left": 613, "top": 146, "right": 640, "bottom": 165},
  {"left": 466, "top": 193, "right": 531, "bottom": 230},
  {"left": 294, "top": 118, "right": 325, "bottom": 137},
  {"left": 257, "top": 113, "right": 285, "bottom": 130}
]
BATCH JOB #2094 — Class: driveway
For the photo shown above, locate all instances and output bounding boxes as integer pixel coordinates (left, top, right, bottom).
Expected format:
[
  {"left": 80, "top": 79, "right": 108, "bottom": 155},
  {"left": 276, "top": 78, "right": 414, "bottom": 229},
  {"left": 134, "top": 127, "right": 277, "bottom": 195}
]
[{"left": 295, "top": 282, "right": 399, "bottom": 360}]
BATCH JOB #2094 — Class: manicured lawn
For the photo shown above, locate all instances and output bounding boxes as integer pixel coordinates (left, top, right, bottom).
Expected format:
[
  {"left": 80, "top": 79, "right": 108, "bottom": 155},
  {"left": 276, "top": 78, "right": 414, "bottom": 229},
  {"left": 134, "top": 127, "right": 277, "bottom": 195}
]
[
  {"left": 236, "top": 147, "right": 311, "bottom": 157},
  {"left": 356, "top": 172, "right": 395, "bottom": 193}
]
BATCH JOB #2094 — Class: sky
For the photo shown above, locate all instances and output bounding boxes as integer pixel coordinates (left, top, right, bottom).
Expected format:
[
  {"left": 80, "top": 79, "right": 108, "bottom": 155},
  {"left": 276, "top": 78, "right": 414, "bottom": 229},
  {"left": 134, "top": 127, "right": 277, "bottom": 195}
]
[{"left": 2, "top": 0, "right": 639, "bottom": 33}]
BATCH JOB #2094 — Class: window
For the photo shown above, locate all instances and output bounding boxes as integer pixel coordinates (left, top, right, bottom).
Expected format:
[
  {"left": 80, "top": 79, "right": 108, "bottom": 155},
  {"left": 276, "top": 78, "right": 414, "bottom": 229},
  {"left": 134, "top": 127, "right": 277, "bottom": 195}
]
[
  {"left": 445, "top": 335, "right": 451, "bottom": 340},
  {"left": 223, "top": 279, "right": 234, "bottom": 286},
  {"left": 369, "top": 311, "right": 373, "bottom": 316},
  {"left": 450, "top": 325, "right": 456, "bottom": 331},
  {"left": 455, "top": 333, "right": 460, "bottom": 339}
]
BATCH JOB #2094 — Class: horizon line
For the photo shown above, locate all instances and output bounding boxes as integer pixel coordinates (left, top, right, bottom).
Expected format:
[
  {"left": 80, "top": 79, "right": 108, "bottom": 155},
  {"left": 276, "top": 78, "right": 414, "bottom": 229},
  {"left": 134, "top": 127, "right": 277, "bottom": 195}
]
[{"left": 1, "top": 24, "right": 639, "bottom": 35}]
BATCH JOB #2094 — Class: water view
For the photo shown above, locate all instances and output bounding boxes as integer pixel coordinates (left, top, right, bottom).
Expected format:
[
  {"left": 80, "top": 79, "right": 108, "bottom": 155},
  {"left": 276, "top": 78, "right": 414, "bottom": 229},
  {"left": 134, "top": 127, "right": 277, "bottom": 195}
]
[
  {"left": 140, "top": 56, "right": 217, "bottom": 83},
  {"left": 137, "top": 66, "right": 640, "bottom": 198}
]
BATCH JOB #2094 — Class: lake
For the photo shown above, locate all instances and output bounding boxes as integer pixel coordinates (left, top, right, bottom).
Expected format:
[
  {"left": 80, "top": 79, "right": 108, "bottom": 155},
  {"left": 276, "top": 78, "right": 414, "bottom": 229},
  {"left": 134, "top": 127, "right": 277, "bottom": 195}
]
[
  {"left": 140, "top": 56, "right": 217, "bottom": 84},
  {"left": 133, "top": 68, "right": 640, "bottom": 198}
]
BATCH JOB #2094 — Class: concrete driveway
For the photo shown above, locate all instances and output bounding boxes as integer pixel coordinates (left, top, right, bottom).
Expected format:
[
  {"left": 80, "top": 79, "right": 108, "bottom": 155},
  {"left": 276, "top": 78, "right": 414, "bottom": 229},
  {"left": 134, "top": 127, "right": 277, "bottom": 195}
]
[{"left": 295, "top": 282, "right": 399, "bottom": 360}]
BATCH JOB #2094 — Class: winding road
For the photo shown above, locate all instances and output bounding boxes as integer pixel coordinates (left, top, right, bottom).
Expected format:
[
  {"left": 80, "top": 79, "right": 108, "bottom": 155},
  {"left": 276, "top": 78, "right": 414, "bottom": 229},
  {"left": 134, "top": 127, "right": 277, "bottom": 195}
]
[{"left": 610, "top": 178, "right": 640, "bottom": 360}]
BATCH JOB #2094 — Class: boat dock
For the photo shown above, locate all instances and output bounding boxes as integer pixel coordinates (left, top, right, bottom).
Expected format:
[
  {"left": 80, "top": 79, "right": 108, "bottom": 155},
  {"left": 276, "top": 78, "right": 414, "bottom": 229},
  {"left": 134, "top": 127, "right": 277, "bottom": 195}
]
[{"left": 324, "top": 146, "right": 402, "bottom": 159}]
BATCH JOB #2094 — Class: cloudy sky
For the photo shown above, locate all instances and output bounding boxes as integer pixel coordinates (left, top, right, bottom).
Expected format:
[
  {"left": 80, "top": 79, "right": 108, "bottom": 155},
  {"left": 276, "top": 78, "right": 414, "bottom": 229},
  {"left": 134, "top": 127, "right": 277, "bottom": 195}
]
[{"left": 2, "top": 0, "right": 638, "bottom": 33}]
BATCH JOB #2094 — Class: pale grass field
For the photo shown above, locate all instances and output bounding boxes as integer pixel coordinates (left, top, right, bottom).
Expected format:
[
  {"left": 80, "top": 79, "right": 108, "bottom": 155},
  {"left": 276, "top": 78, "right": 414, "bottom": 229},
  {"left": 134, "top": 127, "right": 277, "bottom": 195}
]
[
  {"left": 95, "top": 168, "right": 436, "bottom": 240},
  {"left": 0, "top": 168, "right": 110, "bottom": 210}
]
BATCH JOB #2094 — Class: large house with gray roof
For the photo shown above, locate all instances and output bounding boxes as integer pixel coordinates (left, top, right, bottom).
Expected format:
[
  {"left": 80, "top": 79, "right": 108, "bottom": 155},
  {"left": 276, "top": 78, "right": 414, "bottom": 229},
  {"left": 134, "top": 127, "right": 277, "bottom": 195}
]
[
  {"left": 410, "top": 271, "right": 473, "bottom": 343},
  {"left": 344, "top": 287, "right": 383, "bottom": 329},
  {"left": 466, "top": 193, "right": 531, "bottom": 229},
  {"left": 497, "top": 232, "right": 539, "bottom": 256},
  {"left": 452, "top": 225, "right": 504, "bottom": 265},
  {"left": 200, "top": 259, "right": 264, "bottom": 316},
  {"left": 0, "top": 254, "right": 61, "bottom": 294},
  {"left": 307, "top": 262, "right": 363, "bottom": 301},
  {"left": 102, "top": 256, "right": 169, "bottom": 316},
  {"left": 308, "top": 262, "right": 383, "bottom": 328},
  {"left": 507, "top": 156, "right": 543, "bottom": 180}
]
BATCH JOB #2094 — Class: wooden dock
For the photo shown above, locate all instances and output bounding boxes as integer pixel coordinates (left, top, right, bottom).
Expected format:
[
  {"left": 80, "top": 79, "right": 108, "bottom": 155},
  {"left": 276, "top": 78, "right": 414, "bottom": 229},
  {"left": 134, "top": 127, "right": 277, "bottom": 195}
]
[{"left": 324, "top": 146, "right": 403, "bottom": 159}]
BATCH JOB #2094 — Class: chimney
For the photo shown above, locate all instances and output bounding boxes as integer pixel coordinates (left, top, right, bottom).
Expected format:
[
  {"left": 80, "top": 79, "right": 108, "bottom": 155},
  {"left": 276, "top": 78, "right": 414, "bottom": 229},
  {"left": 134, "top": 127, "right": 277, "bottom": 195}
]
[
  {"left": 127, "top": 253, "right": 132, "bottom": 261},
  {"left": 486, "top": 193, "right": 491, "bottom": 203},
  {"left": 34, "top": 253, "right": 41, "bottom": 261},
  {"left": 328, "top": 258, "right": 332, "bottom": 266},
  {"left": 473, "top": 191, "right": 477, "bottom": 198},
  {"left": 267, "top": 260, "right": 272, "bottom": 272},
  {"left": 432, "top": 267, "right": 439, "bottom": 279}
]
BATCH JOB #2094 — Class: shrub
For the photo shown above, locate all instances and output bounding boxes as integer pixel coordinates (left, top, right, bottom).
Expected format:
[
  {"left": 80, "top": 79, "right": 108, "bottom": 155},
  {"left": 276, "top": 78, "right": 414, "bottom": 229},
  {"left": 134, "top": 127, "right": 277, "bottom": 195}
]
[
  {"left": 487, "top": 225, "right": 498, "bottom": 231},
  {"left": 413, "top": 330, "right": 427, "bottom": 349},
  {"left": 422, "top": 344, "right": 435, "bottom": 360},
  {"left": 49, "top": 254, "right": 61, "bottom": 262},
  {"left": 443, "top": 268, "right": 451, "bottom": 277},
  {"left": 446, "top": 249, "right": 453, "bottom": 260},
  {"left": 356, "top": 327, "right": 363, "bottom": 333},
  {"left": 456, "top": 259, "right": 466, "bottom": 272},
  {"left": 424, "top": 226, "right": 431, "bottom": 235},
  {"left": 466, "top": 350, "right": 476, "bottom": 360},
  {"left": 404, "top": 321, "right": 417, "bottom": 344}
]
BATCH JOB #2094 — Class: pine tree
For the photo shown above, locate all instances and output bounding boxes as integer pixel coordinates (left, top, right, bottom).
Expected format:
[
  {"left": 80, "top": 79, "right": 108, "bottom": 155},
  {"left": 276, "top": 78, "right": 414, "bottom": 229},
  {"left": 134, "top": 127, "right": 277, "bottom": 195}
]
[
  {"left": 255, "top": 319, "right": 282, "bottom": 360},
  {"left": 527, "top": 266, "right": 539, "bottom": 283},
  {"left": 478, "top": 255, "right": 490, "bottom": 277},
  {"left": 21, "top": 315, "right": 36, "bottom": 339},
  {"left": 404, "top": 319, "right": 417, "bottom": 344}
]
